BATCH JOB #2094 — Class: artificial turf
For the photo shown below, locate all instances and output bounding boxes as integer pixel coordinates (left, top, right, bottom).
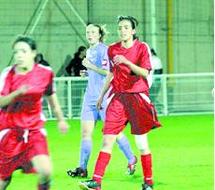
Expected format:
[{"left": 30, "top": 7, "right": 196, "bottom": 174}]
[{"left": 7, "top": 114, "right": 213, "bottom": 190}]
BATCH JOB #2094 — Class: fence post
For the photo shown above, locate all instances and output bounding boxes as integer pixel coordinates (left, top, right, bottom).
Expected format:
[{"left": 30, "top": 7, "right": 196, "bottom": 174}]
[
  {"left": 67, "top": 79, "right": 72, "bottom": 119},
  {"left": 162, "top": 75, "right": 168, "bottom": 115}
]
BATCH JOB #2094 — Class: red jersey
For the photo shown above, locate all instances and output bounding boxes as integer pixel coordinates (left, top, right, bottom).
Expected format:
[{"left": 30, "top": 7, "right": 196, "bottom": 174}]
[
  {"left": 108, "top": 40, "right": 151, "bottom": 94},
  {"left": 0, "top": 64, "right": 55, "bottom": 130}
]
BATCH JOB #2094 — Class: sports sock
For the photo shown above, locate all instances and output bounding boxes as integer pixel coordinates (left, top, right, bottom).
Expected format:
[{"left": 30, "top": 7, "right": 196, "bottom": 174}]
[
  {"left": 141, "top": 154, "right": 153, "bottom": 185},
  {"left": 92, "top": 151, "right": 111, "bottom": 184},
  {"left": 80, "top": 139, "right": 92, "bottom": 169}
]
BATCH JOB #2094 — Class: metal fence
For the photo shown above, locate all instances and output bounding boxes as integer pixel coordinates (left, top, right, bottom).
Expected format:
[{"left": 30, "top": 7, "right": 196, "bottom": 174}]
[{"left": 43, "top": 73, "right": 214, "bottom": 119}]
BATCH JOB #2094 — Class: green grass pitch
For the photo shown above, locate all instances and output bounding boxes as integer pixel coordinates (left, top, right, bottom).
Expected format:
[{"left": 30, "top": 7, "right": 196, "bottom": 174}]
[{"left": 7, "top": 114, "right": 213, "bottom": 190}]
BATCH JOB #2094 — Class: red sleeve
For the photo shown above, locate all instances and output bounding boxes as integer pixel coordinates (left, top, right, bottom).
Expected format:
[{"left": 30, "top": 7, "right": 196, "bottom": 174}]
[
  {"left": 0, "top": 67, "right": 13, "bottom": 96},
  {"left": 44, "top": 72, "right": 55, "bottom": 96},
  {"left": 139, "top": 43, "right": 152, "bottom": 71}
]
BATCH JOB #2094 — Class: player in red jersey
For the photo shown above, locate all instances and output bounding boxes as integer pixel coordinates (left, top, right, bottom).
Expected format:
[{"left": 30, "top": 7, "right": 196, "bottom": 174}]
[
  {"left": 0, "top": 35, "right": 69, "bottom": 190},
  {"left": 79, "top": 16, "right": 161, "bottom": 190}
]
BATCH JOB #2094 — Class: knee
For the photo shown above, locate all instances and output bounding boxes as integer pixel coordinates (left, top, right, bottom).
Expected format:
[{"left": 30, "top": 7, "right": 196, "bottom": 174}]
[
  {"left": 35, "top": 162, "right": 52, "bottom": 179},
  {"left": 38, "top": 166, "right": 52, "bottom": 178},
  {"left": 0, "top": 182, "right": 5, "bottom": 190},
  {"left": 135, "top": 135, "right": 151, "bottom": 154},
  {"left": 138, "top": 147, "right": 151, "bottom": 155},
  {"left": 32, "top": 155, "right": 52, "bottom": 181},
  {"left": 135, "top": 140, "right": 149, "bottom": 152},
  {"left": 81, "top": 126, "right": 93, "bottom": 140},
  {"left": 116, "top": 132, "right": 124, "bottom": 140},
  {"left": 102, "top": 139, "right": 111, "bottom": 149},
  {"left": 0, "top": 177, "right": 11, "bottom": 190},
  {"left": 82, "top": 130, "right": 92, "bottom": 139},
  {"left": 101, "top": 135, "right": 116, "bottom": 153}
]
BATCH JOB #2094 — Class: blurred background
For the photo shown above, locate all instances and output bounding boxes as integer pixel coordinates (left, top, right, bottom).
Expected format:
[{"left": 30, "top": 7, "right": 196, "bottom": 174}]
[
  {"left": 0, "top": 0, "right": 213, "bottom": 117},
  {"left": 0, "top": 2, "right": 213, "bottom": 189}
]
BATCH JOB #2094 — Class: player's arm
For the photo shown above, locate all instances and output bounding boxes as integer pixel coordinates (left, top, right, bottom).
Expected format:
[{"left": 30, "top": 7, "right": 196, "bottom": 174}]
[
  {"left": 0, "top": 85, "right": 28, "bottom": 107},
  {"left": 96, "top": 72, "right": 113, "bottom": 110},
  {"left": 113, "top": 55, "right": 149, "bottom": 78},
  {"left": 47, "top": 93, "right": 69, "bottom": 133},
  {"left": 126, "top": 61, "right": 149, "bottom": 78},
  {"left": 82, "top": 58, "right": 108, "bottom": 75}
]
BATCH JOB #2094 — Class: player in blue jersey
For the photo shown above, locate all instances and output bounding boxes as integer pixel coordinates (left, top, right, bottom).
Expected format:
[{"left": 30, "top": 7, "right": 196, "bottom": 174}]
[
  {"left": 67, "top": 23, "right": 137, "bottom": 178},
  {"left": 78, "top": 16, "right": 161, "bottom": 190}
]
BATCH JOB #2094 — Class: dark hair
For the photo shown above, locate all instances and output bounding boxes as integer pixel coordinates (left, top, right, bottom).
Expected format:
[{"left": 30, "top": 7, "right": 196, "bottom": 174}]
[
  {"left": 87, "top": 23, "right": 106, "bottom": 42},
  {"left": 35, "top": 53, "right": 49, "bottom": 66},
  {"left": 117, "top": 16, "right": 139, "bottom": 39},
  {"left": 74, "top": 46, "right": 86, "bottom": 59},
  {"left": 35, "top": 53, "right": 44, "bottom": 62},
  {"left": 151, "top": 48, "right": 157, "bottom": 56},
  {"left": 77, "top": 46, "right": 86, "bottom": 54},
  {"left": 117, "top": 15, "right": 138, "bottom": 29},
  {"left": 12, "top": 35, "right": 37, "bottom": 50},
  {"left": 36, "top": 53, "right": 43, "bottom": 59}
]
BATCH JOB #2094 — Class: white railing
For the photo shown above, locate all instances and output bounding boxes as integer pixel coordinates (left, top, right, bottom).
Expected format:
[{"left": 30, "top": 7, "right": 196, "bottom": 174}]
[{"left": 43, "top": 73, "right": 214, "bottom": 119}]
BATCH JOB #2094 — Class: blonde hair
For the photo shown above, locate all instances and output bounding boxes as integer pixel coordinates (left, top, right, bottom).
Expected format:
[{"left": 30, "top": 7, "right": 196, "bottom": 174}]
[{"left": 87, "top": 23, "right": 108, "bottom": 42}]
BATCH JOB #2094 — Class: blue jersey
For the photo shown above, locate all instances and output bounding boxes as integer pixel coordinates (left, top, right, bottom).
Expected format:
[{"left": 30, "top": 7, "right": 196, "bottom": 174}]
[{"left": 84, "top": 42, "right": 109, "bottom": 104}]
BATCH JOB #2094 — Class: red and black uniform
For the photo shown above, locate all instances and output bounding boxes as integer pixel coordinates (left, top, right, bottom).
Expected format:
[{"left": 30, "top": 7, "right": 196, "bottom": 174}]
[
  {"left": 0, "top": 64, "right": 55, "bottom": 180},
  {"left": 91, "top": 40, "right": 161, "bottom": 187},
  {"left": 104, "top": 39, "right": 161, "bottom": 135}
]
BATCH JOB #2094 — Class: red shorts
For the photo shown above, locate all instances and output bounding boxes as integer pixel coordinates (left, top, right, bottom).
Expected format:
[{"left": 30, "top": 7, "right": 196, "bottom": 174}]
[
  {"left": 0, "top": 128, "right": 49, "bottom": 180},
  {"left": 103, "top": 92, "right": 161, "bottom": 135}
]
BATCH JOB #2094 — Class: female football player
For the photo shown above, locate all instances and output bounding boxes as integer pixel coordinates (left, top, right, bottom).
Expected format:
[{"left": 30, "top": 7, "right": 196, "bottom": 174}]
[{"left": 0, "top": 35, "right": 69, "bottom": 190}]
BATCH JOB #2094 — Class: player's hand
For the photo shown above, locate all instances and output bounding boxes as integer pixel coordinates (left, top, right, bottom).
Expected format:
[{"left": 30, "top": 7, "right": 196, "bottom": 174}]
[
  {"left": 17, "top": 85, "right": 29, "bottom": 95},
  {"left": 80, "top": 70, "right": 87, "bottom": 77},
  {"left": 113, "top": 55, "right": 130, "bottom": 65},
  {"left": 82, "top": 58, "right": 93, "bottom": 69},
  {"left": 96, "top": 96, "right": 103, "bottom": 110},
  {"left": 58, "top": 120, "right": 69, "bottom": 134}
]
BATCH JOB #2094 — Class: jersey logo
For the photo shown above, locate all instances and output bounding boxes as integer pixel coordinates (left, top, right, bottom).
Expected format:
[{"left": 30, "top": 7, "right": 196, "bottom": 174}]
[{"left": 102, "top": 59, "right": 108, "bottom": 66}]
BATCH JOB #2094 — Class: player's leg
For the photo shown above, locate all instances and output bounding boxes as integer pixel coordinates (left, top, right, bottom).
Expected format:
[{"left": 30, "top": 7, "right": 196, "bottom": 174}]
[
  {"left": 80, "top": 120, "right": 95, "bottom": 169},
  {"left": 79, "top": 134, "right": 117, "bottom": 190},
  {"left": 0, "top": 129, "right": 19, "bottom": 190},
  {"left": 135, "top": 134, "right": 153, "bottom": 189},
  {"left": 116, "top": 132, "right": 137, "bottom": 175},
  {"left": 68, "top": 100, "right": 96, "bottom": 177},
  {"left": 68, "top": 103, "right": 98, "bottom": 178},
  {"left": 100, "top": 98, "right": 137, "bottom": 175},
  {"left": 31, "top": 155, "right": 52, "bottom": 190},
  {"left": 127, "top": 93, "right": 161, "bottom": 189},
  {"left": 79, "top": 96, "right": 127, "bottom": 190},
  {"left": 67, "top": 120, "right": 95, "bottom": 178},
  {"left": 0, "top": 177, "right": 12, "bottom": 190}
]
